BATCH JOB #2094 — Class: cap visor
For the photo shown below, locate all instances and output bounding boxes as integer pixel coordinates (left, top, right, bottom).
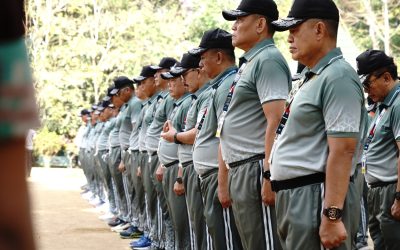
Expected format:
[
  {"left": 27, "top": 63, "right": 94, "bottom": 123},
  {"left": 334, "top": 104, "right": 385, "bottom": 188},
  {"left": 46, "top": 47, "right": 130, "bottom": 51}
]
[
  {"left": 222, "top": 10, "right": 249, "bottom": 21},
  {"left": 189, "top": 47, "right": 207, "bottom": 56},
  {"left": 170, "top": 67, "right": 187, "bottom": 77},
  {"left": 150, "top": 65, "right": 162, "bottom": 70},
  {"left": 161, "top": 72, "right": 175, "bottom": 80},
  {"left": 134, "top": 76, "right": 146, "bottom": 82},
  {"left": 110, "top": 88, "right": 119, "bottom": 96},
  {"left": 271, "top": 17, "right": 305, "bottom": 32},
  {"left": 359, "top": 74, "right": 369, "bottom": 85},
  {"left": 103, "top": 96, "right": 111, "bottom": 101}
]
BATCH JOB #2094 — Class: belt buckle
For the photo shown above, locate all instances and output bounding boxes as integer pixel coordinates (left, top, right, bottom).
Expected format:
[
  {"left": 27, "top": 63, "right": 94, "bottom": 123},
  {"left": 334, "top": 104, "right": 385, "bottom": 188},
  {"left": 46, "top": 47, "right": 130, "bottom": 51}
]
[{"left": 225, "top": 163, "right": 230, "bottom": 170}]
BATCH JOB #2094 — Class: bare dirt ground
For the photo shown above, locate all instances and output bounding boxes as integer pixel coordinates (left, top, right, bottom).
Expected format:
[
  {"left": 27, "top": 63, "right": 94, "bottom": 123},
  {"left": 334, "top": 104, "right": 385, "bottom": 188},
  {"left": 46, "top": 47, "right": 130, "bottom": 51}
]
[{"left": 29, "top": 167, "right": 131, "bottom": 250}]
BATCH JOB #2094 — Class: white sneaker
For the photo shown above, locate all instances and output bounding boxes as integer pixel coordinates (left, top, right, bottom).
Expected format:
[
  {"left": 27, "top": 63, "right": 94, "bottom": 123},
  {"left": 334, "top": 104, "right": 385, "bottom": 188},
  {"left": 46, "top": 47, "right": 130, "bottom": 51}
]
[
  {"left": 111, "top": 223, "right": 130, "bottom": 232},
  {"left": 96, "top": 202, "right": 110, "bottom": 213},
  {"left": 81, "top": 191, "right": 93, "bottom": 200},
  {"left": 89, "top": 197, "right": 103, "bottom": 206},
  {"left": 99, "top": 212, "right": 115, "bottom": 221}
]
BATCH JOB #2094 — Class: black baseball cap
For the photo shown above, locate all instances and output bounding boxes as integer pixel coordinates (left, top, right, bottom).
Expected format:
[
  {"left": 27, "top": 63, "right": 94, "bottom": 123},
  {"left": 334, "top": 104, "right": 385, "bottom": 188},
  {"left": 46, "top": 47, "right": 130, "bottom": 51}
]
[
  {"left": 356, "top": 49, "right": 395, "bottom": 85},
  {"left": 170, "top": 53, "right": 201, "bottom": 77},
  {"left": 134, "top": 65, "right": 158, "bottom": 82},
  {"left": 272, "top": 0, "right": 339, "bottom": 32},
  {"left": 161, "top": 63, "right": 181, "bottom": 80},
  {"left": 150, "top": 57, "right": 178, "bottom": 70},
  {"left": 110, "top": 76, "right": 134, "bottom": 95},
  {"left": 78, "top": 109, "right": 90, "bottom": 117},
  {"left": 222, "top": 0, "right": 279, "bottom": 22},
  {"left": 189, "top": 28, "right": 234, "bottom": 56}
]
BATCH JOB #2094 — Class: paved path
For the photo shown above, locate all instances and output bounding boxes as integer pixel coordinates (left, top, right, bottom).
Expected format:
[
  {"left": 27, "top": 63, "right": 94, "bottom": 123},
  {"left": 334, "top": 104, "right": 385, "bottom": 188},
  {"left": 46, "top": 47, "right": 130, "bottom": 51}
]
[{"left": 29, "top": 167, "right": 130, "bottom": 250}]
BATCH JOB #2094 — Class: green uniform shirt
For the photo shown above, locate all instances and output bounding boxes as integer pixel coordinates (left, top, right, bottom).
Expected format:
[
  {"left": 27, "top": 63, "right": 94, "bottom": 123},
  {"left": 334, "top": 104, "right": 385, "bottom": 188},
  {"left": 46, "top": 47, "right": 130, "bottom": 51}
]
[
  {"left": 132, "top": 99, "right": 150, "bottom": 151},
  {"left": 193, "top": 66, "right": 238, "bottom": 175},
  {"left": 138, "top": 92, "right": 160, "bottom": 151},
  {"left": 158, "top": 93, "right": 192, "bottom": 165},
  {"left": 365, "top": 83, "right": 400, "bottom": 183},
  {"left": 220, "top": 38, "right": 291, "bottom": 163},
  {"left": 97, "top": 118, "right": 115, "bottom": 151},
  {"left": 119, "top": 96, "right": 142, "bottom": 150},
  {"left": 271, "top": 48, "right": 365, "bottom": 181},
  {"left": 146, "top": 91, "right": 175, "bottom": 152},
  {"left": 178, "top": 82, "right": 212, "bottom": 163},
  {"left": 128, "top": 97, "right": 144, "bottom": 150}
]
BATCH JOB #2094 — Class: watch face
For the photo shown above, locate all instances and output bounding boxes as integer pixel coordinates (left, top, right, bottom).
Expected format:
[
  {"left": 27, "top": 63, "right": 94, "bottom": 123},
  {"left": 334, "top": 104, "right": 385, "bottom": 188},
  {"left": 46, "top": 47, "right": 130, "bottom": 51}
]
[{"left": 327, "top": 208, "right": 339, "bottom": 220}]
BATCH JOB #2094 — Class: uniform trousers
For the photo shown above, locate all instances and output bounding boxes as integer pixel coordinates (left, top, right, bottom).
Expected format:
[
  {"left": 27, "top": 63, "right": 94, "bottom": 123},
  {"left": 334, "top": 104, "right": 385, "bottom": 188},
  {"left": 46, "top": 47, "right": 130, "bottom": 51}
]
[
  {"left": 199, "top": 168, "right": 243, "bottom": 250},
  {"left": 368, "top": 182, "right": 400, "bottom": 250},
  {"left": 108, "top": 146, "right": 129, "bottom": 222},
  {"left": 182, "top": 163, "right": 208, "bottom": 250},
  {"left": 276, "top": 180, "right": 359, "bottom": 250},
  {"left": 163, "top": 163, "right": 190, "bottom": 249},
  {"left": 229, "top": 160, "right": 281, "bottom": 250}
]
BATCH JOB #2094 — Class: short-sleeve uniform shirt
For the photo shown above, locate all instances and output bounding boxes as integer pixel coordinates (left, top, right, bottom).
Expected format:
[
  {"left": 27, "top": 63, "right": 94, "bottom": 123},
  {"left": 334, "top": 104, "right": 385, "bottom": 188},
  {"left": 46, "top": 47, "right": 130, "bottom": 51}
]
[
  {"left": 365, "top": 83, "right": 400, "bottom": 183},
  {"left": 178, "top": 82, "right": 212, "bottom": 164},
  {"left": 146, "top": 92, "right": 175, "bottom": 152},
  {"left": 158, "top": 93, "right": 192, "bottom": 165},
  {"left": 220, "top": 39, "right": 291, "bottom": 163},
  {"left": 271, "top": 48, "right": 365, "bottom": 181},
  {"left": 138, "top": 93, "right": 160, "bottom": 152},
  {"left": 192, "top": 66, "right": 238, "bottom": 176}
]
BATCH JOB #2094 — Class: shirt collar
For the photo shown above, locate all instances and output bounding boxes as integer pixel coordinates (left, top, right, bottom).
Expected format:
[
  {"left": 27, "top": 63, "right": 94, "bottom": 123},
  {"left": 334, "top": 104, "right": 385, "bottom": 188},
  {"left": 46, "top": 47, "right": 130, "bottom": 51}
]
[
  {"left": 173, "top": 92, "right": 192, "bottom": 107},
  {"left": 382, "top": 83, "right": 400, "bottom": 107},
  {"left": 210, "top": 66, "right": 238, "bottom": 88},
  {"left": 308, "top": 48, "right": 343, "bottom": 75},
  {"left": 194, "top": 81, "right": 212, "bottom": 97},
  {"left": 241, "top": 38, "right": 275, "bottom": 62}
]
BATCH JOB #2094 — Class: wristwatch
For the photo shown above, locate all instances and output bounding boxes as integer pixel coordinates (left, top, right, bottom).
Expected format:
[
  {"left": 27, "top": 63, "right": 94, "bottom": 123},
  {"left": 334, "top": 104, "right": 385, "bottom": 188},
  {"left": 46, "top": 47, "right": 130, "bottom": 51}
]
[
  {"left": 323, "top": 206, "right": 343, "bottom": 221},
  {"left": 263, "top": 170, "right": 271, "bottom": 180},
  {"left": 395, "top": 191, "right": 400, "bottom": 201},
  {"left": 176, "top": 177, "right": 183, "bottom": 184},
  {"left": 174, "top": 132, "right": 182, "bottom": 144}
]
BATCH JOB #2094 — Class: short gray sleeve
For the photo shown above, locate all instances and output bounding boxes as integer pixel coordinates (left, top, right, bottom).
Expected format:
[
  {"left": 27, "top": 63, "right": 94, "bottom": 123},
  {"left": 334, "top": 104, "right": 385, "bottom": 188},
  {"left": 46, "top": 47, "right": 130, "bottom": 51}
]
[
  {"left": 256, "top": 59, "right": 290, "bottom": 104},
  {"left": 322, "top": 76, "right": 361, "bottom": 137},
  {"left": 392, "top": 104, "right": 400, "bottom": 141}
]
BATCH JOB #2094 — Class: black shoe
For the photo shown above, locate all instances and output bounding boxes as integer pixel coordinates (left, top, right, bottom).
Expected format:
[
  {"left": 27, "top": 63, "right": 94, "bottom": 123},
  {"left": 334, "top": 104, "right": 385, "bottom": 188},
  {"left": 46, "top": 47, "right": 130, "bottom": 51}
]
[{"left": 107, "top": 218, "right": 124, "bottom": 227}]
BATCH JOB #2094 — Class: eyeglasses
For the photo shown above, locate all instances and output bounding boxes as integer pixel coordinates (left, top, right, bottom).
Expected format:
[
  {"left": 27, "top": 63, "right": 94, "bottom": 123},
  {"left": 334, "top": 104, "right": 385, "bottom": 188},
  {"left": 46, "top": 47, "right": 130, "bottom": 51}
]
[{"left": 363, "top": 72, "right": 384, "bottom": 90}]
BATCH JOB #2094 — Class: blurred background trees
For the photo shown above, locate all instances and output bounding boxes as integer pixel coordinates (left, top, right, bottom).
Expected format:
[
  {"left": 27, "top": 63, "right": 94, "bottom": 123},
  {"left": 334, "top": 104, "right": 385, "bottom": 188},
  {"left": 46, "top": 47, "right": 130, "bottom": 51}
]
[{"left": 25, "top": 0, "right": 399, "bottom": 160}]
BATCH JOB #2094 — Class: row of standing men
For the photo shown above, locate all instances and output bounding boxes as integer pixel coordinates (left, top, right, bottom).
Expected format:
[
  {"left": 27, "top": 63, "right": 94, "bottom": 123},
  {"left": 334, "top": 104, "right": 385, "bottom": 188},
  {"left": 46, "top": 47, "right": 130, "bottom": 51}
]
[{"left": 76, "top": 0, "right": 400, "bottom": 249}]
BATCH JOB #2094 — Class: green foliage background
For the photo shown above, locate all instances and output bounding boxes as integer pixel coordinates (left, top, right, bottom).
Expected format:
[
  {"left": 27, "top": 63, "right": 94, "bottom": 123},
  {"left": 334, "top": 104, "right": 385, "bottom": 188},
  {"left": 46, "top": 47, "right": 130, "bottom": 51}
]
[{"left": 25, "top": 0, "right": 399, "bottom": 156}]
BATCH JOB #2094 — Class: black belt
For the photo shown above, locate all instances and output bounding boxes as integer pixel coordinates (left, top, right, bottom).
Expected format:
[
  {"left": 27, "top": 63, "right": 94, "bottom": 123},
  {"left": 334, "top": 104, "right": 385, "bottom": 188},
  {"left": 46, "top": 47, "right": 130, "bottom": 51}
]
[
  {"left": 149, "top": 151, "right": 157, "bottom": 156},
  {"left": 199, "top": 168, "right": 218, "bottom": 179},
  {"left": 369, "top": 180, "right": 397, "bottom": 189},
  {"left": 227, "top": 154, "right": 265, "bottom": 168},
  {"left": 271, "top": 172, "right": 354, "bottom": 192},
  {"left": 180, "top": 161, "right": 193, "bottom": 168},
  {"left": 164, "top": 160, "right": 179, "bottom": 168},
  {"left": 140, "top": 150, "right": 147, "bottom": 154},
  {"left": 130, "top": 149, "right": 139, "bottom": 153}
]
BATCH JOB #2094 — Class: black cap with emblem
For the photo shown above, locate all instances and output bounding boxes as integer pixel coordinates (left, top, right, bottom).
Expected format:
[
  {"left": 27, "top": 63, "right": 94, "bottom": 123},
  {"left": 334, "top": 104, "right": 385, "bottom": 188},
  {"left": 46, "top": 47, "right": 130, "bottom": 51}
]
[
  {"left": 169, "top": 53, "right": 201, "bottom": 77},
  {"left": 222, "top": 0, "right": 279, "bottom": 22},
  {"left": 272, "top": 0, "right": 339, "bottom": 32},
  {"left": 356, "top": 49, "right": 396, "bottom": 85},
  {"left": 189, "top": 28, "right": 234, "bottom": 56},
  {"left": 110, "top": 76, "right": 134, "bottom": 95},
  {"left": 150, "top": 57, "right": 178, "bottom": 70},
  {"left": 133, "top": 65, "right": 158, "bottom": 83}
]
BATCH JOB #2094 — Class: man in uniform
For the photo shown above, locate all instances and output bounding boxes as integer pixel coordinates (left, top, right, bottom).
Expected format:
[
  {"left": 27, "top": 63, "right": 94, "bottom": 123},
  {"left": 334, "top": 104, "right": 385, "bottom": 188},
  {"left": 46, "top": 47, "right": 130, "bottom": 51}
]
[
  {"left": 270, "top": 0, "right": 366, "bottom": 249},
  {"left": 145, "top": 57, "right": 177, "bottom": 249},
  {"left": 158, "top": 66, "right": 192, "bottom": 249},
  {"left": 190, "top": 28, "right": 243, "bottom": 250},
  {"left": 219, "top": 0, "right": 291, "bottom": 249},
  {"left": 131, "top": 65, "right": 159, "bottom": 249},
  {"left": 356, "top": 49, "right": 400, "bottom": 250},
  {"left": 161, "top": 52, "right": 211, "bottom": 250}
]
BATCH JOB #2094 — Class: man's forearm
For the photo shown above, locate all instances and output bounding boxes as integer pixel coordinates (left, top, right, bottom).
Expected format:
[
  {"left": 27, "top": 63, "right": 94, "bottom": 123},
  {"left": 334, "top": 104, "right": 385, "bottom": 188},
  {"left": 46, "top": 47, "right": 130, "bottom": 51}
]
[
  {"left": 324, "top": 137, "right": 357, "bottom": 208},
  {"left": 176, "top": 128, "right": 197, "bottom": 145}
]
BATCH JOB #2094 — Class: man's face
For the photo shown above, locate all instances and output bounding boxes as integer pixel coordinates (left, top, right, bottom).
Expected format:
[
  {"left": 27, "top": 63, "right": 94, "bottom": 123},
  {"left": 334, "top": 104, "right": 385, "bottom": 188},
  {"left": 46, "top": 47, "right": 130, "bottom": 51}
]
[
  {"left": 155, "top": 69, "right": 169, "bottom": 88},
  {"left": 142, "top": 77, "right": 156, "bottom": 97},
  {"left": 363, "top": 72, "right": 388, "bottom": 103},
  {"left": 199, "top": 50, "right": 219, "bottom": 79},
  {"left": 135, "top": 85, "right": 147, "bottom": 100},
  {"left": 232, "top": 15, "right": 261, "bottom": 50},
  {"left": 287, "top": 20, "right": 318, "bottom": 64},
  {"left": 111, "top": 94, "right": 124, "bottom": 109},
  {"left": 182, "top": 69, "right": 200, "bottom": 93},
  {"left": 103, "top": 107, "right": 114, "bottom": 119},
  {"left": 81, "top": 115, "right": 88, "bottom": 123},
  {"left": 168, "top": 77, "right": 185, "bottom": 99},
  {"left": 116, "top": 86, "right": 133, "bottom": 103}
]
